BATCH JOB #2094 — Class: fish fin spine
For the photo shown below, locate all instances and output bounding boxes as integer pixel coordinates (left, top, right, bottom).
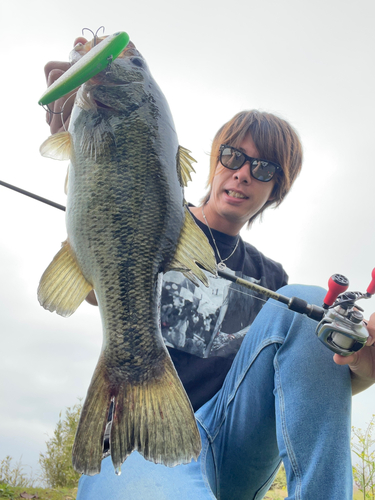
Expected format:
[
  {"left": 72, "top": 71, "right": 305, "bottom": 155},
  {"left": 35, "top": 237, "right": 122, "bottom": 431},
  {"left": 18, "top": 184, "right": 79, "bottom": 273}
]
[
  {"left": 38, "top": 240, "right": 93, "bottom": 317},
  {"left": 167, "top": 206, "right": 217, "bottom": 286},
  {"left": 177, "top": 146, "right": 196, "bottom": 187}
]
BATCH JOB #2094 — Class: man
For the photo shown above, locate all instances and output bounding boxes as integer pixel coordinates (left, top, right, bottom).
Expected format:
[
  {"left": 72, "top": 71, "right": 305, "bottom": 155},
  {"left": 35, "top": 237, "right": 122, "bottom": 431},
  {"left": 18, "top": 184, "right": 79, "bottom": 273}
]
[{"left": 44, "top": 43, "right": 375, "bottom": 499}]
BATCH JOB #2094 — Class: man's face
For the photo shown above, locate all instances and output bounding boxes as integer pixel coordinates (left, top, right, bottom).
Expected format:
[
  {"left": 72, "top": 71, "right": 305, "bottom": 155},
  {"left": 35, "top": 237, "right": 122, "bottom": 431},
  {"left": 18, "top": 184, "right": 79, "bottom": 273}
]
[{"left": 208, "top": 134, "right": 276, "bottom": 232}]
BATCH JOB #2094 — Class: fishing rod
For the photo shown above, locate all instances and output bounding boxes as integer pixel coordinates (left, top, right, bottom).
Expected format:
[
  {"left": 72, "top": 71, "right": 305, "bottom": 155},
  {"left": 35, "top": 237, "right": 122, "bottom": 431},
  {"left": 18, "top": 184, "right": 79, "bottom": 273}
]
[
  {"left": 2, "top": 179, "right": 374, "bottom": 357},
  {"left": 219, "top": 267, "right": 375, "bottom": 356},
  {"left": 0, "top": 180, "right": 66, "bottom": 212}
]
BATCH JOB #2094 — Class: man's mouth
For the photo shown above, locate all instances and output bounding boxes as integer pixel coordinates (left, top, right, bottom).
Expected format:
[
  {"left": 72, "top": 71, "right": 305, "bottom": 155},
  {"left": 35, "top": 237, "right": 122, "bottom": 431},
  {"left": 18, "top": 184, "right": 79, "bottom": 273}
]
[{"left": 226, "top": 190, "right": 248, "bottom": 199}]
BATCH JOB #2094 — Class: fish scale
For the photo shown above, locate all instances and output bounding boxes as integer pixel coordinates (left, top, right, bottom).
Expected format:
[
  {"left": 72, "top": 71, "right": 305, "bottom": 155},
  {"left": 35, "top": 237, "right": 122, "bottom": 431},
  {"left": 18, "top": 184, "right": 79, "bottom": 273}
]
[{"left": 38, "top": 37, "right": 216, "bottom": 476}]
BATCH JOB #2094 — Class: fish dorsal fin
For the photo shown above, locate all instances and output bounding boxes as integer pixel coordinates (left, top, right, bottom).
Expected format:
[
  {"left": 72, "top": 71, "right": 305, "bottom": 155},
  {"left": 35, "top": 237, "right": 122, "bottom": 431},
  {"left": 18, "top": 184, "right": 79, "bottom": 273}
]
[
  {"left": 38, "top": 240, "right": 93, "bottom": 317},
  {"left": 167, "top": 206, "right": 217, "bottom": 286},
  {"left": 177, "top": 146, "right": 196, "bottom": 187},
  {"left": 40, "top": 131, "right": 72, "bottom": 160}
]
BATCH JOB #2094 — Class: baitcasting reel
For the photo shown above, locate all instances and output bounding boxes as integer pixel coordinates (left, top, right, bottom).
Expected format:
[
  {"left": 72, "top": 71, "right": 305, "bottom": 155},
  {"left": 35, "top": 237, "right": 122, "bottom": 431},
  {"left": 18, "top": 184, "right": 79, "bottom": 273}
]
[
  {"left": 217, "top": 268, "right": 375, "bottom": 357},
  {"left": 316, "top": 271, "right": 375, "bottom": 356}
]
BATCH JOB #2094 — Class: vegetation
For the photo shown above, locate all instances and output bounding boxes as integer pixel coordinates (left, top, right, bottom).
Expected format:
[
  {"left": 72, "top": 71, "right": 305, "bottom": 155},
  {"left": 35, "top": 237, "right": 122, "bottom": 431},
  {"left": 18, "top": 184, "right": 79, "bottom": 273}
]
[
  {"left": 265, "top": 464, "right": 287, "bottom": 499},
  {"left": 4, "top": 404, "right": 375, "bottom": 499},
  {"left": 0, "top": 403, "right": 82, "bottom": 498},
  {"left": 0, "top": 456, "right": 37, "bottom": 488},
  {"left": 0, "top": 482, "right": 15, "bottom": 499},
  {"left": 39, "top": 402, "right": 82, "bottom": 489},
  {"left": 0, "top": 483, "right": 77, "bottom": 500},
  {"left": 352, "top": 415, "right": 375, "bottom": 499}
]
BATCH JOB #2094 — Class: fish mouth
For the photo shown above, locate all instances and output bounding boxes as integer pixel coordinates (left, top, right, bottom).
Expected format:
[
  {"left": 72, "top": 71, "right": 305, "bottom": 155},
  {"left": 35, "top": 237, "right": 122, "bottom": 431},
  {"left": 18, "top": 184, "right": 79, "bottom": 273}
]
[
  {"left": 93, "top": 99, "right": 112, "bottom": 109},
  {"left": 71, "top": 37, "right": 139, "bottom": 64},
  {"left": 225, "top": 190, "right": 248, "bottom": 199}
]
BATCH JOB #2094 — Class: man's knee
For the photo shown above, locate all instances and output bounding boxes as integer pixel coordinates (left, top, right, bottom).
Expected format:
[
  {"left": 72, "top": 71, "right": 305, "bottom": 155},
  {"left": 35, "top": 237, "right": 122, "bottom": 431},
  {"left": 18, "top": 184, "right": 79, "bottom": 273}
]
[{"left": 277, "top": 284, "right": 326, "bottom": 306}]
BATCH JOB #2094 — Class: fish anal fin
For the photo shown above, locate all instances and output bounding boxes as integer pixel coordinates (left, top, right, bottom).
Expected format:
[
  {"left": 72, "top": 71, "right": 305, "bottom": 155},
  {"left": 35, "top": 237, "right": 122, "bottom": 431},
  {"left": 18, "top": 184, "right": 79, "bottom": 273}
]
[
  {"left": 38, "top": 240, "right": 92, "bottom": 317},
  {"left": 168, "top": 206, "right": 217, "bottom": 286},
  {"left": 40, "top": 131, "right": 72, "bottom": 161},
  {"left": 177, "top": 146, "right": 196, "bottom": 187}
]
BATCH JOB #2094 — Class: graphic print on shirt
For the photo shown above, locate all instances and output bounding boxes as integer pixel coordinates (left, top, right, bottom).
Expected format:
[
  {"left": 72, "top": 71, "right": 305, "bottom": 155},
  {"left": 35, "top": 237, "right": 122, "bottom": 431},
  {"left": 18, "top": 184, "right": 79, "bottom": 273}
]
[{"left": 161, "top": 269, "right": 264, "bottom": 358}]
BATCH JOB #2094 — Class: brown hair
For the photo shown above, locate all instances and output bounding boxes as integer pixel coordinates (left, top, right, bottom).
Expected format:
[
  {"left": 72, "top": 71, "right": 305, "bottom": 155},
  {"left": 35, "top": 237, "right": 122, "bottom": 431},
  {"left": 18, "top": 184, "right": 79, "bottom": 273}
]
[{"left": 201, "top": 110, "right": 303, "bottom": 225}]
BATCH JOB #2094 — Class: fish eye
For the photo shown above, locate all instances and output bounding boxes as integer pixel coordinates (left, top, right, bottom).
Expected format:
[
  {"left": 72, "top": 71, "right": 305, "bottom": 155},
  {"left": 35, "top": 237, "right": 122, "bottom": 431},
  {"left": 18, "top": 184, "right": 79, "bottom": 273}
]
[{"left": 132, "top": 58, "right": 144, "bottom": 68}]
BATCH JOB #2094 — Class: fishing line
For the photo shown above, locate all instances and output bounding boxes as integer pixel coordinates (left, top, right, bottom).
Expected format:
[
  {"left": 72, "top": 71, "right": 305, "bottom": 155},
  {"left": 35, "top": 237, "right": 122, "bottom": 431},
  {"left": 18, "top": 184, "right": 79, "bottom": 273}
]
[
  {"left": 42, "top": 103, "right": 62, "bottom": 126},
  {"left": 0, "top": 179, "right": 312, "bottom": 314},
  {"left": 215, "top": 273, "right": 305, "bottom": 317},
  {"left": 42, "top": 92, "right": 78, "bottom": 130},
  {"left": 60, "top": 92, "right": 77, "bottom": 131},
  {"left": 226, "top": 285, "right": 292, "bottom": 313}
]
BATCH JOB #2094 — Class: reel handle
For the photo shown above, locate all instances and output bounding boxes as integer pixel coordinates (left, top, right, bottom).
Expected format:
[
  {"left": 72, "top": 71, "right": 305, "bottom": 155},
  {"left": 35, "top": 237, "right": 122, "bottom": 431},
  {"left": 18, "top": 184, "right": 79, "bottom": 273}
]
[
  {"left": 323, "top": 274, "right": 349, "bottom": 308},
  {"left": 367, "top": 268, "right": 375, "bottom": 295}
]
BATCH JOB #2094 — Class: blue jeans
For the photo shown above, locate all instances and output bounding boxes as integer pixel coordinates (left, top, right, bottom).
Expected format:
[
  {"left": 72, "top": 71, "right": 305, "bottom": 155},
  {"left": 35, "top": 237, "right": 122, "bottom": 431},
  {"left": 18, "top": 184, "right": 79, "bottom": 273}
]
[{"left": 76, "top": 285, "right": 353, "bottom": 499}]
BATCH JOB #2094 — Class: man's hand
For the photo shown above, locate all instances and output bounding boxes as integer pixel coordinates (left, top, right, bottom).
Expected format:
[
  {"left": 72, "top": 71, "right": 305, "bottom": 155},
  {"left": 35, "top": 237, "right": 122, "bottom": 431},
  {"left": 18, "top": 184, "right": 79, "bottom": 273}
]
[
  {"left": 334, "top": 312, "right": 375, "bottom": 394},
  {"left": 86, "top": 290, "right": 98, "bottom": 306}
]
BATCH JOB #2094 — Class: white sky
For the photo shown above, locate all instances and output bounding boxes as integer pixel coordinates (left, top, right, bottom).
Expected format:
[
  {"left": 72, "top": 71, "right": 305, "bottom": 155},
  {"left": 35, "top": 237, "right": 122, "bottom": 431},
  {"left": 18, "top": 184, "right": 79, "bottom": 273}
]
[{"left": 1, "top": 0, "right": 375, "bottom": 479}]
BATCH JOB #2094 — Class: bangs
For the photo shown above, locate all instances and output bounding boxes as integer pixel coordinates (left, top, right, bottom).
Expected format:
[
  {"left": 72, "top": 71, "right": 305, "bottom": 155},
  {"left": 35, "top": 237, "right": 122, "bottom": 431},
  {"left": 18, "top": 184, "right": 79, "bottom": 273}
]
[{"left": 203, "top": 110, "right": 302, "bottom": 225}]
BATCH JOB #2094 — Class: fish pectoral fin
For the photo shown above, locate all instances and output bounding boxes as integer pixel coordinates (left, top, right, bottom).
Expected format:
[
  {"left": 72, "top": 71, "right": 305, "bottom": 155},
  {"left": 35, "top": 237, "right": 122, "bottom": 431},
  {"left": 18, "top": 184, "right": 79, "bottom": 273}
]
[
  {"left": 38, "top": 240, "right": 93, "bottom": 317},
  {"left": 39, "top": 131, "right": 72, "bottom": 160},
  {"left": 167, "top": 206, "right": 217, "bottom": 286},
  {"left": 176, "top": 146, "right": 196, "bottom": 187}
]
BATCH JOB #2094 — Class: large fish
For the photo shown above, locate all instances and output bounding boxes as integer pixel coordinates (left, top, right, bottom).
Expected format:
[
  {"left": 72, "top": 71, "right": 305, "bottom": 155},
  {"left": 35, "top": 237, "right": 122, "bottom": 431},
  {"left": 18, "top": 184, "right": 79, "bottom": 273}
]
[{"left": 38, "top": 36, "right": 216, "bottom": 476}]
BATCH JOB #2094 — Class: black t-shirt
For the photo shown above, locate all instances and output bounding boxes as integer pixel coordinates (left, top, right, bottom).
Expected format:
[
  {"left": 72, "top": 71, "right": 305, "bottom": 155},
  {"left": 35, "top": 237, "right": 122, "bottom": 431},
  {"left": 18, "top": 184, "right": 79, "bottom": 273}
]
[{"left": 161, "top": 211, "right": 288, "bottom": 412}]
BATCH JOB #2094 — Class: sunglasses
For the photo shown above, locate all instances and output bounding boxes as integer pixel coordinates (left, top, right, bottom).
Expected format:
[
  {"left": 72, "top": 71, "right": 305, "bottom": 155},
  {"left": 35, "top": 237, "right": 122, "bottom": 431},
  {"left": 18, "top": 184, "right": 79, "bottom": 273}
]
[{"left": 219, "top": 145, "right": 281, "bottom": 182}]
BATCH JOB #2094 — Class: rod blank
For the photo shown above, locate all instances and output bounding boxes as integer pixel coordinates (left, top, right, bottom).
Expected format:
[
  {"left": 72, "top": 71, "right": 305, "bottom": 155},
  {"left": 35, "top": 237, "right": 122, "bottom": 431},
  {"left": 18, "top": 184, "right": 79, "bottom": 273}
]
[{"left": 0, "top": 180, "right": 66, "bottom": 212}]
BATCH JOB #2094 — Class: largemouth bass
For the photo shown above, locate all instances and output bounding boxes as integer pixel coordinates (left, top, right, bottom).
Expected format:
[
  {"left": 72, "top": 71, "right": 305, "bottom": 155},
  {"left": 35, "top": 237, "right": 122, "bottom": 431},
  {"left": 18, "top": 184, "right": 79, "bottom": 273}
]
[{"left": 38, "top": 36, "right": 216, "bottom": 476}]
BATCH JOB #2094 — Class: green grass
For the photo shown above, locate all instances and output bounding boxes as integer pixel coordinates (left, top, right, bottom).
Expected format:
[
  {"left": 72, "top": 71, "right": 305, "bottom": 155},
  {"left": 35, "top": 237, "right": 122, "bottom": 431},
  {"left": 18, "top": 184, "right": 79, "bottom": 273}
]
[
  {"left": 264, "top": 488, "right": 287, "bottom": 499},
  {"left": 353, "top": 491, "right": 368, "bottom": 500},
  {"left": 0, "top": 484, "right": 77, "bottom": 500}
]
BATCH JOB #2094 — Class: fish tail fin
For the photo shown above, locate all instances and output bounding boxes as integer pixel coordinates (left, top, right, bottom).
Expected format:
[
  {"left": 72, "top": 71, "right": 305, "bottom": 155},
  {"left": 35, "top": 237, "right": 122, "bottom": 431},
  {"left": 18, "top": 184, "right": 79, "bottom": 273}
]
[
  {"left": 111, "top": 353, "right": 201, "bottom": 471},
  {"left": 72, "top": 357, "right": 112, "bottom": 475},
  {"left": 72, "top": 353, "right": 201, "bottom": 476}
]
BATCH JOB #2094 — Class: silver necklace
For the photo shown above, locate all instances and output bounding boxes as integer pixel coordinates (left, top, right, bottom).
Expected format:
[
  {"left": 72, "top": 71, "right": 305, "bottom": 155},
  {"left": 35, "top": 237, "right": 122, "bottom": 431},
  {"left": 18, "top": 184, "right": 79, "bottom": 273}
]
[{"left": 201, "top": 204, "right": 240, "bottom": 270}]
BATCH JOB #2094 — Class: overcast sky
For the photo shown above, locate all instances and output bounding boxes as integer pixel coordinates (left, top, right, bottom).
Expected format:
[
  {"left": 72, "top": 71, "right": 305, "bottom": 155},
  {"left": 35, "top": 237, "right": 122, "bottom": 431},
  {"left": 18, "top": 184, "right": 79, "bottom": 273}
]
[{"left": 1, "top": 0, "right": 375, "bottom": 479}]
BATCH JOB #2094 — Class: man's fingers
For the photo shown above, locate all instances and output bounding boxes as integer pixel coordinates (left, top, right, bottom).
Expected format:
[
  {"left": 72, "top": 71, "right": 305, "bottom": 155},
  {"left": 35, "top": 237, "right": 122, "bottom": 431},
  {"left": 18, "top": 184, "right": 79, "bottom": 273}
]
[
  {"left": 73, "top": 37, "right": 88, "bottom": 47},
  {"left": 333, "top": 352, "right": 358, "bottom": 366},
  {"left": 44, "top": 62, "right": 71, "bottom": 83}
]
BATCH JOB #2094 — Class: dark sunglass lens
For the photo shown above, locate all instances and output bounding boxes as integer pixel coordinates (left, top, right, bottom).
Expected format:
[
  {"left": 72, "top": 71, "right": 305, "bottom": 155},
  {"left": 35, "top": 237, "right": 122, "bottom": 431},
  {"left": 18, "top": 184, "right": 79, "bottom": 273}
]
[
  {"left": 221, "top": 147, "right": 244, "bottom": 169},
  {"left": 251, "top": 160, "right": 275, "bottom": 181}
]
